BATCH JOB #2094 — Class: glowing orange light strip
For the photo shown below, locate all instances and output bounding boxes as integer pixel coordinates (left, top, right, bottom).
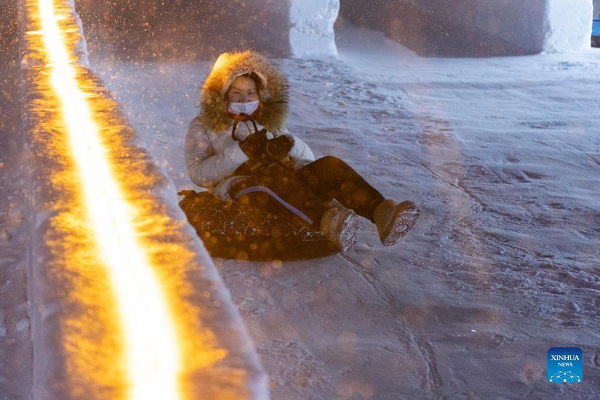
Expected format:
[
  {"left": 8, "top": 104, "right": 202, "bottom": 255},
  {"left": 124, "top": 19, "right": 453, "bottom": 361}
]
[{"left": 37, "top": 0, "right": 181, "bottom": 398}]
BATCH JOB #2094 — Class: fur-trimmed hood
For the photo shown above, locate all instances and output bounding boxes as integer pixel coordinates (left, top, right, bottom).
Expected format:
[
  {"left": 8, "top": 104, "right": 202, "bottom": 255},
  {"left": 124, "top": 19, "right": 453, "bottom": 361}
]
[{"left": 199, "top": 51, "right": 289, "bottom": 133}]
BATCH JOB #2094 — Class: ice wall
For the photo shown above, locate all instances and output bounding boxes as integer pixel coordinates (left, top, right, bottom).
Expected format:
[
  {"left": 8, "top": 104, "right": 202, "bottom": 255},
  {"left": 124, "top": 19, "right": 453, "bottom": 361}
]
[
  {"left": 289, "top": 0, "right": 340, "bottom": 57},
  {"left": 339, "top": 0, "right": 538, "bottom": 57},
  {"left": 294, "top": 0, "right": 594, "bottom": 56},
  {"left": 339, "top": 0, "right": 594, "bottom": 57},
  {"left": 415, "top": 0, "right": 547, "bottom": 54},
  {"left": 74, "top": 0, "right": 594, "bottom": 60},
  {"left": 543, "top": 0, "right": 593, "bottom": 52}
]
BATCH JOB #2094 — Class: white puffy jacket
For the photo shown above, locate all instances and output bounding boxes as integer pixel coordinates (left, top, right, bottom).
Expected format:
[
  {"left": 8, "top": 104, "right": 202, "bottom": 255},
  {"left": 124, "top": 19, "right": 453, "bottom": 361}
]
[{"left": 185, "top": 116, "right": 315, "bottom": 201}]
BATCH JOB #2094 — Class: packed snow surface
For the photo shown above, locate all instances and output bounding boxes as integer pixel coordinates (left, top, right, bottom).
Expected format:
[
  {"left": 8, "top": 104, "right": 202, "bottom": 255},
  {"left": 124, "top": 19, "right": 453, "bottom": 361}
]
[{"left": 3, "top": 16, "right": 600, "bottom": 399}]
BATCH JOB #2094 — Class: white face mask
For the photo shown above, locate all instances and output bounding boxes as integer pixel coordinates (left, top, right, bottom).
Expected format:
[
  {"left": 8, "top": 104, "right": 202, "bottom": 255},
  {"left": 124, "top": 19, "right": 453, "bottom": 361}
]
[{"left": 228, "top": 100, "right": 259, "bottom": 115}]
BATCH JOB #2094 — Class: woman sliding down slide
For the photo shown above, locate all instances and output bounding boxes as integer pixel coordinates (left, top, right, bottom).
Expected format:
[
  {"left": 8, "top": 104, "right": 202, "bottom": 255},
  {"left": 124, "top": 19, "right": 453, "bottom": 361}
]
[{"left": 184, "top": 51, "right": 419, "bottom": 252}]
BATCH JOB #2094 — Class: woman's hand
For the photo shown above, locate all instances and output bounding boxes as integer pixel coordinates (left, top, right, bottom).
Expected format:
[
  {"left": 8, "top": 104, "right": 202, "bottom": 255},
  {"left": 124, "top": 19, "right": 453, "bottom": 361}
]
[
  {"left": 236, "top": 132, "right": 296, "bottom": 174},
  {"left": 235, "top": 130, "right": 270, "bottom": 174},
  {"left": 239, "top": 129, "right": 269, "bottom": 159},
  {"left": 266, "top": 134, "right": 295, "bottom": 162}
]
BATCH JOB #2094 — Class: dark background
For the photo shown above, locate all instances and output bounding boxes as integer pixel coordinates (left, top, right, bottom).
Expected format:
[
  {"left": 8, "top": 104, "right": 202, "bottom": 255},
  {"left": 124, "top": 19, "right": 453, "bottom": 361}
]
[{"left": 75, "top": 0, "right": 292, "bottom": 61}]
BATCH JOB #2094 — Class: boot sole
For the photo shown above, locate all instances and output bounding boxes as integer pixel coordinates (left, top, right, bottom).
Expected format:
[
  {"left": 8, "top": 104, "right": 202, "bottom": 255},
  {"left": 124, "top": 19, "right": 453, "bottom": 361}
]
[
  {"left": 338, "top": 212, "right": 359, "bottom": 252},
  {"left": 380, "top": 204, "right": 420, "bottom": 246}
]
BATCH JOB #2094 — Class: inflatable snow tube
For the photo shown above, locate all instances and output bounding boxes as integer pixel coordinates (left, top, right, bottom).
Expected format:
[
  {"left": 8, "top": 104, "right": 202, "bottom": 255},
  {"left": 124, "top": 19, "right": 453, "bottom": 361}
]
[{"left": 178, "top": 190, "right": 339, "bottom": 261}]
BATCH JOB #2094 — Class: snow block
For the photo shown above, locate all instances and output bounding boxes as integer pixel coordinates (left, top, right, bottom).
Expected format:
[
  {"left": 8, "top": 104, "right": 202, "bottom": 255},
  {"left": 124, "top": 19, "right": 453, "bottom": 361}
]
[
  {"left": 543, "top": 0, "right": 594, "bottom": 52},
  {"left": 289, "top": 0, "right": 340, "bottom": 57},
  {"left": 19, "top": 0, "right": 269, "bottom": 398}
]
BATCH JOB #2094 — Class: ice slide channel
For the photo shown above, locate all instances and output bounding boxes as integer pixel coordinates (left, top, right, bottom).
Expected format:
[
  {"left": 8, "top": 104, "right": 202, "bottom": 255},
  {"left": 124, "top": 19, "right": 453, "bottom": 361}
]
[{"left": 19, "top": 0, "right": 269, "bottom": 398}]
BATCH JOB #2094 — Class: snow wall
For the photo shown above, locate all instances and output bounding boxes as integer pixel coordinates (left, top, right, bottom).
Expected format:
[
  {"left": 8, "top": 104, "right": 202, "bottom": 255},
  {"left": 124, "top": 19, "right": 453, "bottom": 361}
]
[
  {"left": 19, "top": 0, "right": 269, "bottom": 398},
  {"left": 339, "top": 0, "right": 593, "bottom": 57}
]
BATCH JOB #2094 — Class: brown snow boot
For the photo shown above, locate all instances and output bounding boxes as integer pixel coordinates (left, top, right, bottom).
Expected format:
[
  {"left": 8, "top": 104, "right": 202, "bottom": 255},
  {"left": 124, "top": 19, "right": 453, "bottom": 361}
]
[
  {"left": 373, "top": 199, "right": 420, "bottom": 246},
  {"left": 320, "top": 207, "right": 359, "bottom": 252}
]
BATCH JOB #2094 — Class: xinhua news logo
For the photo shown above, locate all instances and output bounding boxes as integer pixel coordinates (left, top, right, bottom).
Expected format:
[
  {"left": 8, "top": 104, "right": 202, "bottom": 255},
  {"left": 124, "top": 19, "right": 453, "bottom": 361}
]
[{"left": 547, "top": 347, "right": 582, "bottom": 383}]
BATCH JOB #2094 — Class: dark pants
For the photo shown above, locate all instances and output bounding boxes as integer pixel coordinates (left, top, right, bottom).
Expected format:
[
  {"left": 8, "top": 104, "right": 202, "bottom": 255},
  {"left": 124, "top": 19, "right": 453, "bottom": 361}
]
[{"left": 228, "top": 156, "right": 385, "bottom": 230}]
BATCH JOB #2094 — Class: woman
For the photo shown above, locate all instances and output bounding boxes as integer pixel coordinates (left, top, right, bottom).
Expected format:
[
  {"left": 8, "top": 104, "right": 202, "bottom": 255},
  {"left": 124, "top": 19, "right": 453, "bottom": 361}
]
[{"left": 185, "top": 51, "right": 419, "bottom": 251}]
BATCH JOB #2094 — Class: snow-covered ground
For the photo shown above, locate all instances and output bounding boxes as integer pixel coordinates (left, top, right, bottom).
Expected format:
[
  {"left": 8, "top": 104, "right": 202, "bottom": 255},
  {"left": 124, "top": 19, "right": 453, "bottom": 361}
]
[{"left": 3, "top": 13, "right": 599, "bottom": 398}]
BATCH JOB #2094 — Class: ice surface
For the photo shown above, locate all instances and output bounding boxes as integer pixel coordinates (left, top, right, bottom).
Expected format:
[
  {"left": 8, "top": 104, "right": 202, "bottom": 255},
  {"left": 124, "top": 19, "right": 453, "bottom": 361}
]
[
  {"left": 67, "top": 0, "right": 90, "bottom": 67},
  {"left": 84, "top": 19, "right": 600, "bottom": 398},
  {"left": 0, "top": 2, "right": 33, "bottom": 398},
  {"left": 0, "top": 66, "right": 33, "bottom": 400}
]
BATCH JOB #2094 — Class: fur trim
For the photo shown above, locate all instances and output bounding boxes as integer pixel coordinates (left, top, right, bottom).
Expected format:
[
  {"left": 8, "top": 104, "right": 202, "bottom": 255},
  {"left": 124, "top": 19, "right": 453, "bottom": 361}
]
[{"left": 199, "top": 51, "right": 289, "bottom": 133}]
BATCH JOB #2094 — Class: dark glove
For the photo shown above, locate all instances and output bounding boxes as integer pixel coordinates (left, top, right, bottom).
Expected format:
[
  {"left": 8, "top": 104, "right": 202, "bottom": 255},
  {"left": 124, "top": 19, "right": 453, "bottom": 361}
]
[
  {"left": 239, "top": 129, "right": 269, "bottom": 159},
  {"left": 236, "top": 130, "right": 270, "bottom": 174},
  {"left": 266, "top": 134, "right": 295, "bottom": 161}
]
